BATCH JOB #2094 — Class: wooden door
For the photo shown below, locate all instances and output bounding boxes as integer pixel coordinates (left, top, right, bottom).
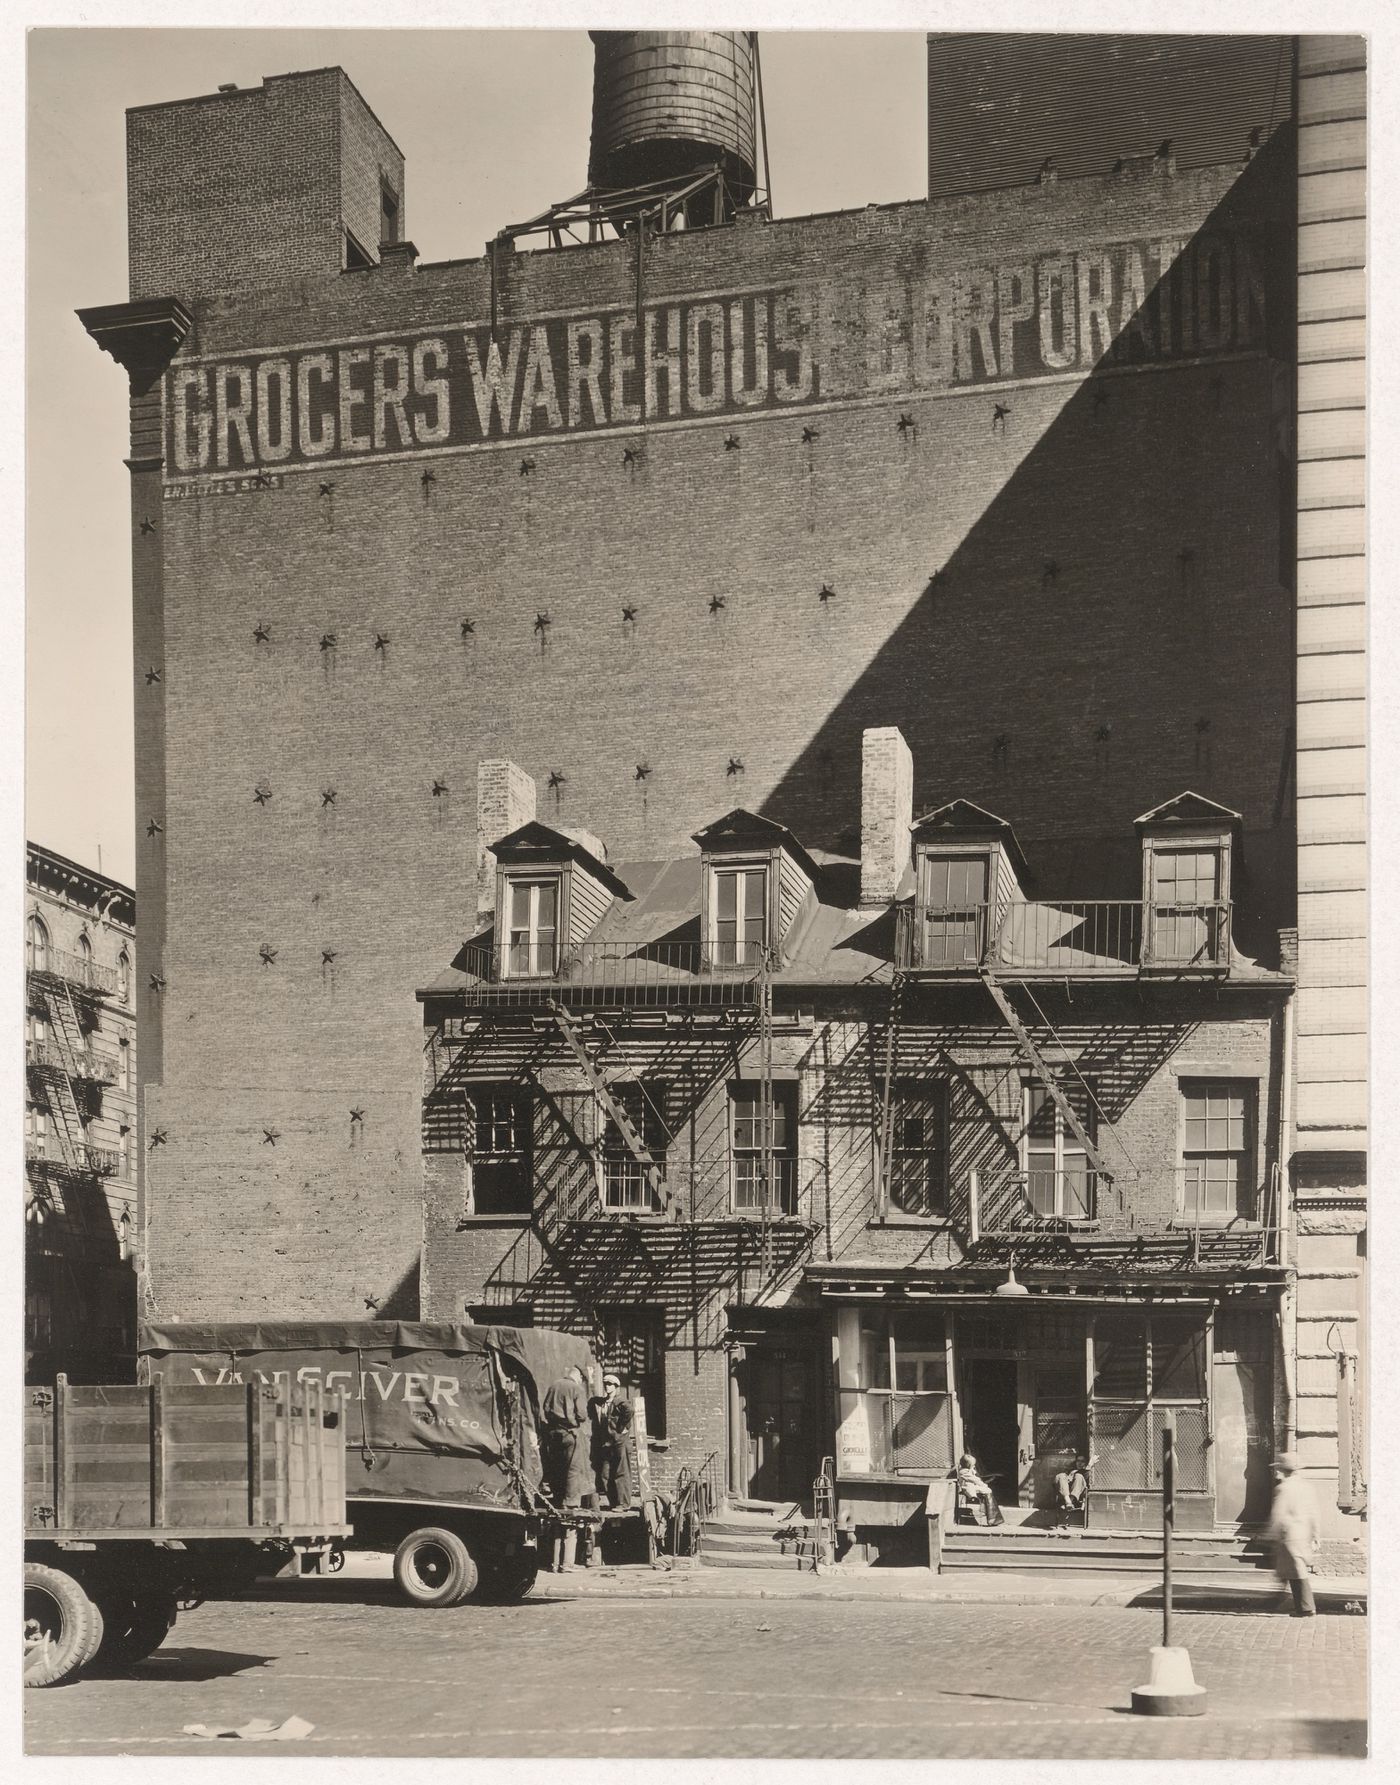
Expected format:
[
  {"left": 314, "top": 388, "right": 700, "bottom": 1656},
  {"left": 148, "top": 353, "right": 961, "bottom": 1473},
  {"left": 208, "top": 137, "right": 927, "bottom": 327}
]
[
  {"left": 1025, "top": 1363, "right": 1085, "bottom": 1508},
  {"left": 741, "top": 1342, "right": 819, "bottom": 1504}
]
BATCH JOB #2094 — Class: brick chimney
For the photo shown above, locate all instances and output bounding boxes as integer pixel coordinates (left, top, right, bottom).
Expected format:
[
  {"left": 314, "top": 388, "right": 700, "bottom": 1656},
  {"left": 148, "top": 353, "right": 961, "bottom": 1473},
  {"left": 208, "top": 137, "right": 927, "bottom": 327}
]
[
  {"left": 860, "top": 726, "right": 913, "bottom": 906},
  {"left": 477, "top": 760, "right": 536, "bottom": 921}
]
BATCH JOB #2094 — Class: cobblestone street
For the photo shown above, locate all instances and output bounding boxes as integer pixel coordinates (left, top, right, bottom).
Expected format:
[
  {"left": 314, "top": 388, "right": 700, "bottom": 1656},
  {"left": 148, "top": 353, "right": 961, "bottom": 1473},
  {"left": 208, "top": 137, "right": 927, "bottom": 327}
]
[{"left": 26, "top": 1588, "right": 1367, "bottom": 1759}]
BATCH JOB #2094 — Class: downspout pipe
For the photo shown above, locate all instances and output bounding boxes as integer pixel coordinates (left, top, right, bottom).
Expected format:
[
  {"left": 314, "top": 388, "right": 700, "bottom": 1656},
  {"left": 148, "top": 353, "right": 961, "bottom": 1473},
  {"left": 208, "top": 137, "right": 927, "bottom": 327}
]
[{"left": 1278, "top": 975, "right": 1298, "bottom": 1450}]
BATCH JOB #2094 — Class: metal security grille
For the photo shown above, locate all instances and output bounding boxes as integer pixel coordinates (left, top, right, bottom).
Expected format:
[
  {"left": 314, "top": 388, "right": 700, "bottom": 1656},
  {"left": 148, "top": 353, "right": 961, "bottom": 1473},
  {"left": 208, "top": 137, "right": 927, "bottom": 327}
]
[
  {"left": 1151, "top": 1405, "right": 1209, "bottom": 1492},
  {"left": 1090, "top": 1403, "right": 1148, "bottom": 1489}
]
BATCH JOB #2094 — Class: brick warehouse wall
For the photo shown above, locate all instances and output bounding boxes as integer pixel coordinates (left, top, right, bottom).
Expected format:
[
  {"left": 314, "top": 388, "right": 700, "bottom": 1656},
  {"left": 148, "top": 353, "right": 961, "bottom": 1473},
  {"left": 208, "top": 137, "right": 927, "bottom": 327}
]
[{"left": 122, "top": 75, "right": 1297, "bottom": 1322}]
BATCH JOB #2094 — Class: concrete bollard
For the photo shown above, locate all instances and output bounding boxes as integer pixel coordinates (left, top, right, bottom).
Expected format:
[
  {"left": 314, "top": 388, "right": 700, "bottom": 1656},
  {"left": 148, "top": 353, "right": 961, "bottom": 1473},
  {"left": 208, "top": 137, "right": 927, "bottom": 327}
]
[{"left": 1131, "top": 1645, "right": 1208, "bottom": 1716}]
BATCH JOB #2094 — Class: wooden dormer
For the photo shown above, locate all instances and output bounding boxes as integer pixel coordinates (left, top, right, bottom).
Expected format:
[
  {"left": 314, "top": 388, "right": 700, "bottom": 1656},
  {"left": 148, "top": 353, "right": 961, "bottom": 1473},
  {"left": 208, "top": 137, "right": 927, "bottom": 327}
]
[
  {"left": 1135, "top": 792, "right": 1239, "bottom": 971},
  {"left": 491, "top": 821, "right": 632, "bottom": 978},
  {"left": 907, "top": 799, "right": 1029, "bottom": 970},
  {"left": 692, "top": 810, "right": 818, "bottom": 967}
]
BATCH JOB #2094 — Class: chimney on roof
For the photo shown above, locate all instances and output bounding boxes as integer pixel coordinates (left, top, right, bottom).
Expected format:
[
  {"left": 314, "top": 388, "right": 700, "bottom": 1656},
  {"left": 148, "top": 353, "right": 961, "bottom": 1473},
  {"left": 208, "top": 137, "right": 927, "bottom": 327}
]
[
  {"left": 860, "top": 726, "right": 913, "bottom": 907},
  {"left": 477, "top": 760, "right": 537, "bottom": 922}
]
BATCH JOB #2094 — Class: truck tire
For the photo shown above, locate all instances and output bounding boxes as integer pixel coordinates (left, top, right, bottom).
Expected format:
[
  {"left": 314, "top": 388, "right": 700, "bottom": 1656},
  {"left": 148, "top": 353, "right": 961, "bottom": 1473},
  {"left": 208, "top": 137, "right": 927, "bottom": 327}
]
[
  {"left": 91, "top": 1593, "right": 179, "bottom": 1672},
  {"left": 393, "top": 1527, "right": 478, "bottom": 1608},
  {"left": 476, "top": 1552, "right": 540, "bottom": 1603},
  {"left": 24, "top": 1563, "right": 105, "bottom": 1687}
]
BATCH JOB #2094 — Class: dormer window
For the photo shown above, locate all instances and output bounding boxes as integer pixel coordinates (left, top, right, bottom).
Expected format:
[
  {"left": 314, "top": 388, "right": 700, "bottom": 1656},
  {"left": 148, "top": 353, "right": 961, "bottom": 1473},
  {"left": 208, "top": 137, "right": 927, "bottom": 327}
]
[
  {"left": 1136, "top": 792, "right": 1237, "bottom": 972},
  {"left": 906, "top": 800, "right": 1028, "bottom": 973},
  {"left": 504, "top": 877, "right": 558, "bottom": 978},
  {"left": 712, "top": 863, "right": 768, "bottom": 966}
]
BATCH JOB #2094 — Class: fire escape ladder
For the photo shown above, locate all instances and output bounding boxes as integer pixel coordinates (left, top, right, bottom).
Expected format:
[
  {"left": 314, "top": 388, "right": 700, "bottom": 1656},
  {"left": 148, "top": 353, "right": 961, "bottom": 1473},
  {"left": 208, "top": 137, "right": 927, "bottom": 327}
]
[
  {"left": 548, "top": 1003, "right": 673, "bottom": 1218},
  {"left": 876, "top": 969, "right": 907, "bottom": 1219},
  {"left": 979, "top": 969, "right": 1114, "bottom": 1188},
  {"left": 36, "top": 981, "right": 90, "bottom": 1172},
  {"left": 757, "top": 950, "right": 776, "bottom": 1283}
]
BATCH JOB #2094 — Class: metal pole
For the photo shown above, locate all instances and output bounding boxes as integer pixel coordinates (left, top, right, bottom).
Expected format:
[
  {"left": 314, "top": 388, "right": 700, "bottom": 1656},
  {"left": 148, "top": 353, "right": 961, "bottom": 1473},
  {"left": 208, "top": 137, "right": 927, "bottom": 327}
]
[
  {"left": 752, "top": 32, "right": 773, "bottom": 215},
  {"left": 1162, "top": 1413, "right": 1176, "bottom": 1650}
]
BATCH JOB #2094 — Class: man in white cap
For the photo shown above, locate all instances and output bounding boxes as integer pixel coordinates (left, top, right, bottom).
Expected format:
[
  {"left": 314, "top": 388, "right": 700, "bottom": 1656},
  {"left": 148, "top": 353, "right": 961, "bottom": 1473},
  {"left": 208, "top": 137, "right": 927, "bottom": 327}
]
[{"left": 1268, "top": 1451, "right": 1320, "bottom": 1616}]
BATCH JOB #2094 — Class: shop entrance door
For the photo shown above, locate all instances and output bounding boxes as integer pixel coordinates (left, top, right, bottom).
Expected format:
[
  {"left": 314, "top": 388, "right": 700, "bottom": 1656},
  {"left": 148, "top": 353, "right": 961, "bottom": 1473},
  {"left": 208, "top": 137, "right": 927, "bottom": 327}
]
[
  {"left": 1026, "top": 1363, "right": 1086, "bottom": 1509},
  {"left": 959, "top": 1356, "right": 1019, "bottom": 1507},
  {"left": 738, "top": 1339, "right": 821, "bottom": 1505}
]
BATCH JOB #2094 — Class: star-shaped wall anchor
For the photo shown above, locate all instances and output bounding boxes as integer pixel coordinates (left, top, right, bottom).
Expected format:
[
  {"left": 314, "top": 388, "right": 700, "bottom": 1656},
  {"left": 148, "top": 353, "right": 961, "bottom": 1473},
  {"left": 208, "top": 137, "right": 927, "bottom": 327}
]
[
  {"left": 364, "top": 1295, "right": 381, "bottom": 1313},
  {"left": 145, "top": 666, "right": 162, "bottom": 685},
  {"left": 322, "top": 948, "right": 338, "bottom": 966},
  {"left": 635, "top": 762, "right": 651, "bottom": 782},
  {"left": 253, "top": 622, "right": 271, "bottom": 643},
  {"left": 373, "top": 632, "right": 390, "bottom": 652},
  {"left": 431, "top": 778, "right": 449, "bottom": 798},
  {"left": 318, "top": 482, "right": 335, "bottom": 498},
  {"left": 1195, "top": 716, "right": 1212, "bottom": 734},
  {"left": 148, "top": 973, "right": 166, "bottom": 992},
  {"left": 262, "top": 1128, "right": 280, "bottom": 1146},
  {"left": 1177, "top": 548, "right": 1195, "bottom": 570},
  {"left": 1042, "top": 559, "right": 1061, "bottom": 586},
  {"left": 993, "top": 734, "right": 1009, "bottom": 754},
  {"left": 139, "top": 517, "right": 156, "bottom": 535},
  {"left": 321, "top": 788, "right": 337, "bottom": 807},
  {"left": 253, "top": 784, "right": 272, "bottom": 806},
  {"left": 149, "top": 1127, "right": 168, "bottom": 1149},
  {"left": 259, "top": 944, "right": 278, "bottom": 967},
  {"left": 622, "top": 446, "right": 641, "bottom": 468},
  {"left": 621, "top": 605, "right": 638, "bottom": 624},
  {"left": 546, "top": 770, "right": 567, "bottom": 793},
  {"left": 818, "top": 583, "right": 836, "bottom": 605},
  {"left": 253, "top": 471, "right": 274, "bottom": 490},
  {"left": 801, "top": 426, "right": 820, "bottom": 444},
  {"left": 1092, "top": 387, "right": 1110, "bottom": 412},
  {"left": 350, "top": 1107, "right": 366, "bottom": 1124},
  {"left": 421, "top": 469, "right": 437, "bottom": 494},
  {"left": 146, "top": 818, "right": 164, "bottom": 838},
  {"left": 708, "top": 595, "right": 726, "bottom": 616},
  {"left": 460, "top": 617, "right": 476, "bottom": 638},
  {"left": 520, "top": 457, "right": 536, "bottom": 477},
  {"left": 726, "top": 756, "right": 744, "bottom": 778},
  {"left": 724, "top": 434, "right": 740, "bottom": 451},
  {"left": 897, "top": 413, "right": 917, "bottom": 436},
  {"left": 534, "top": 612, "right": 552, "bottom": 634},
  {"left": 1095, "top": 724, "right": 1113, "bottom": 743},
  {"left": 992, "top": 403, "right": 1011, "bottom": 430},
  {"left": 929, "top": 568, "right": 948, "bottom": 588},
  {"left": 320, "top": 633, "right": 337, "bottom": 652}
]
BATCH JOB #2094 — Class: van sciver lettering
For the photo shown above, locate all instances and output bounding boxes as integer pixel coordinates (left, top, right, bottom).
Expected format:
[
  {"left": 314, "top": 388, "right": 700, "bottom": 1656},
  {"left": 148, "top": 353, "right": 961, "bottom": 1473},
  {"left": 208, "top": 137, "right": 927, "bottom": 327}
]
[
  {"left": 165, "top": 231, "right": 1266, "bottom": 479},
  {"left": 190, "top": 1362, "right": 479, "bottom": 1414}
]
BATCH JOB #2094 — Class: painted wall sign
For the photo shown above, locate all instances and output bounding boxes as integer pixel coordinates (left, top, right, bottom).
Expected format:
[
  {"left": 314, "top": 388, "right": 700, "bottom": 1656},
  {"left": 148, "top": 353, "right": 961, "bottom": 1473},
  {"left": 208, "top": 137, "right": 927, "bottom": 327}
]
[{"left": 164, "top": 232, "right": 1268, "bottom": 480}]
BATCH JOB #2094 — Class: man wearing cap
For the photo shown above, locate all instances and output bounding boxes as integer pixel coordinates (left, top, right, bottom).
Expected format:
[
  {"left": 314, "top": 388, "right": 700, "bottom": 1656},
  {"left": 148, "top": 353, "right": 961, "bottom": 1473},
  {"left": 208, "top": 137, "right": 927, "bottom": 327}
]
[
  {"left": 590, "top": 1369, "right": 635, "bottom": 1509},
  {"left": 1268, "top": 1451, "right": 1320, "bottom": 1616}
]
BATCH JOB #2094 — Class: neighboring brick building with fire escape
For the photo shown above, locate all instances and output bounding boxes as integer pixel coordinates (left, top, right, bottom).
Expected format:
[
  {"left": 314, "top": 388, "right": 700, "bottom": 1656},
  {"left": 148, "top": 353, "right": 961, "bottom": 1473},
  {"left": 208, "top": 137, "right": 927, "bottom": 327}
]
[{"left": 24, "top": 844, "right": 138, "bottom": 1380}]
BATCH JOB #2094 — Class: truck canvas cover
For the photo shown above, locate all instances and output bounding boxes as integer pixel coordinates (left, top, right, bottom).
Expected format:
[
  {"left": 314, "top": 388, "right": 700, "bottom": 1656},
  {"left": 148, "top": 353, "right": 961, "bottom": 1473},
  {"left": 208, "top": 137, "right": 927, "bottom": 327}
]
[{"left": 139, "top": 1321, "right": 595, "bottom": 1515}]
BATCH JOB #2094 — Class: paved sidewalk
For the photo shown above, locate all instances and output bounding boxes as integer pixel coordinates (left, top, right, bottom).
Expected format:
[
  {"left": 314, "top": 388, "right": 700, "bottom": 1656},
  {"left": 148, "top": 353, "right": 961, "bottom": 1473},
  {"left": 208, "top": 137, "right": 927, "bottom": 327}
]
[{"left": 277, "top": 1551, "right": 1368, "bottom": 1612}]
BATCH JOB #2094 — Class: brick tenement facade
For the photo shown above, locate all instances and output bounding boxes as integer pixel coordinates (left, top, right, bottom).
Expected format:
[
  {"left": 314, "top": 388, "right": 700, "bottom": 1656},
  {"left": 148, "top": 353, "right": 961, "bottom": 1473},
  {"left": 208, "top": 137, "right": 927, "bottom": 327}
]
[
  {"left": 24, "top": 846, "right": 139, "bottom": 1380},
  {"left": 419, "top": 766, "right": 1291, "bottom": 1532}
]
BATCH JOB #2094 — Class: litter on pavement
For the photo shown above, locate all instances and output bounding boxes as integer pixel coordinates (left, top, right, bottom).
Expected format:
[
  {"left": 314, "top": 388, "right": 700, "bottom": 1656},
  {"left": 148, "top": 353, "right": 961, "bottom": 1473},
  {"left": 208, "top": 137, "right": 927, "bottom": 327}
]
[{"left": 183, "top": 1715, "right": 315, "bottom": 1741}]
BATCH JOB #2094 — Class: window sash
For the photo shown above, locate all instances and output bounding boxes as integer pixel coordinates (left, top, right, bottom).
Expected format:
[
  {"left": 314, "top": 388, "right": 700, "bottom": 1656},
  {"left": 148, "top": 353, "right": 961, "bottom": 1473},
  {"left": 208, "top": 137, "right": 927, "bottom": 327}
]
[
  {"left": 713, "top": 866, "right": 767, "bottom": 964},
  {"left": 1022, "top": 1081, "right": 1094, "bottom": 1217},
  {"left": 601, "top": 1083, "right": 668, "bottom": 1214},
  {"left": 889, "top": 1082, "right": 949, "bottom": 1216},
  {"left": 1180, "top": 1081, "right": 1252, "bottom": 1219},
  {"left": 730, "top": 1084, "right": 796, "bottom": 1213},
  {"left": 505, "top": 879, "right": 558, "bottom": 977}
]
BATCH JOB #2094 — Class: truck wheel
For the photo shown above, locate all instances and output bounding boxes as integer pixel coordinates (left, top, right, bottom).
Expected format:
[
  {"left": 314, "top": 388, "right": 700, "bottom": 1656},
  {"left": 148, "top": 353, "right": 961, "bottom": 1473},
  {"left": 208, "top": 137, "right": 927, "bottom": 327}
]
[
  {"left": 24, "top": 1563, "right": 104, "bottom": 1687},
  {"left": 393, "top": 1527, "right": 478, "bottom": 1608},
  {"left": 91, "top": 1594, "right": 178, "bottom": 1672},
  {"left": 476, "top": 1554, "right": 539, "bottom": 1603}
]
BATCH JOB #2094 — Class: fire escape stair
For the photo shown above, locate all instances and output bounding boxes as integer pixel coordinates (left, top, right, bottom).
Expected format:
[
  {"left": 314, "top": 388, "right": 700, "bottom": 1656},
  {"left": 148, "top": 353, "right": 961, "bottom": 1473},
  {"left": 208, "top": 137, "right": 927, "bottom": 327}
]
[{"left": 548, "top": 1003, "right": 674, "bottom": 1218}]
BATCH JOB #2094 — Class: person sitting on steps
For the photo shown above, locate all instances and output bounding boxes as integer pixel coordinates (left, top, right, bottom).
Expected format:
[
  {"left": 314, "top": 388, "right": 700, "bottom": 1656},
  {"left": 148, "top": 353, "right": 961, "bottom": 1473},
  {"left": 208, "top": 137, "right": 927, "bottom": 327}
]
[
  {"left": 955, "top": 1452, "right": 1005, "bottom": 1526},
  {"left": 1054, "top": 1453, "right": 1097, "bottom": 1528}
]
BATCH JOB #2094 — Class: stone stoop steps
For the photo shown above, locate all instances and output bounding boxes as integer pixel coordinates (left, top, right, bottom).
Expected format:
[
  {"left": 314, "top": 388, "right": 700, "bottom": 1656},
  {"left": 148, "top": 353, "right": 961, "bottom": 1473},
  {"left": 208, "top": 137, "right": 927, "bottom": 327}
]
[
  {"left": 699, "top": 1498, "right": 820, "bottom": 1572},
  {"left": 941, "top": 1522, "right": 1273, "bottom": 1577}
]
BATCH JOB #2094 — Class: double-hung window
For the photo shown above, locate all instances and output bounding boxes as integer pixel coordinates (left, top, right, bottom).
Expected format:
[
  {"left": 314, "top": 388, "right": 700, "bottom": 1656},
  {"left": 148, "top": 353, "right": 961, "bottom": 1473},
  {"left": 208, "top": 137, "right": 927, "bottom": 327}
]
[
  {"left": 1180, "top": 1080, "right": 1253, "bottom": 1221},
  {"left": 1150, "top": 848, "right": 1224, "bottom": 966},
  {"left": 731, "top": 1082, "right": 797, "bottom": 1215},
  {"left": 466, "top": 1088, "right": 532, "bottom": 1216},
  {"left": 601, "top": 1082, "right": 669, "bottom": 1214},
  {"left": 889, "top": 1080, "right": 949, "bottom": 1217},
  {"left": 711, "top": 864, "right": 767, "bottom": 966},
  {"left": 1021, "top": 1080, "right": 1095, "bottom": 1219},
  {"left": 504, "top": 878, "right": 558, "bottom": 978},
  {"left": 918, "top": 855, "right": 989, "bottom": 967}
]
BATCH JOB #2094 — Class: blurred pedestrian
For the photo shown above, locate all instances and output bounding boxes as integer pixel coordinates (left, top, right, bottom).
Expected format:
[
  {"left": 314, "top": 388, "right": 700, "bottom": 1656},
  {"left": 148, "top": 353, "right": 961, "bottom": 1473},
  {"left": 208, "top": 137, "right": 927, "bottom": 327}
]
[{"left": 1268, "top": 1451, "right": 1320, "bottom": 1617}]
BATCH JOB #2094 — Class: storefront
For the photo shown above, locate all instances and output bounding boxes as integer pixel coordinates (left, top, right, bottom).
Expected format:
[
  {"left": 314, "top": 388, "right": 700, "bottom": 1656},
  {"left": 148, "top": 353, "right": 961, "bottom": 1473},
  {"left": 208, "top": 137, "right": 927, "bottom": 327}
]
[{"left": 816, "top": 1283, "right": 1280, "bottom": 1546}]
